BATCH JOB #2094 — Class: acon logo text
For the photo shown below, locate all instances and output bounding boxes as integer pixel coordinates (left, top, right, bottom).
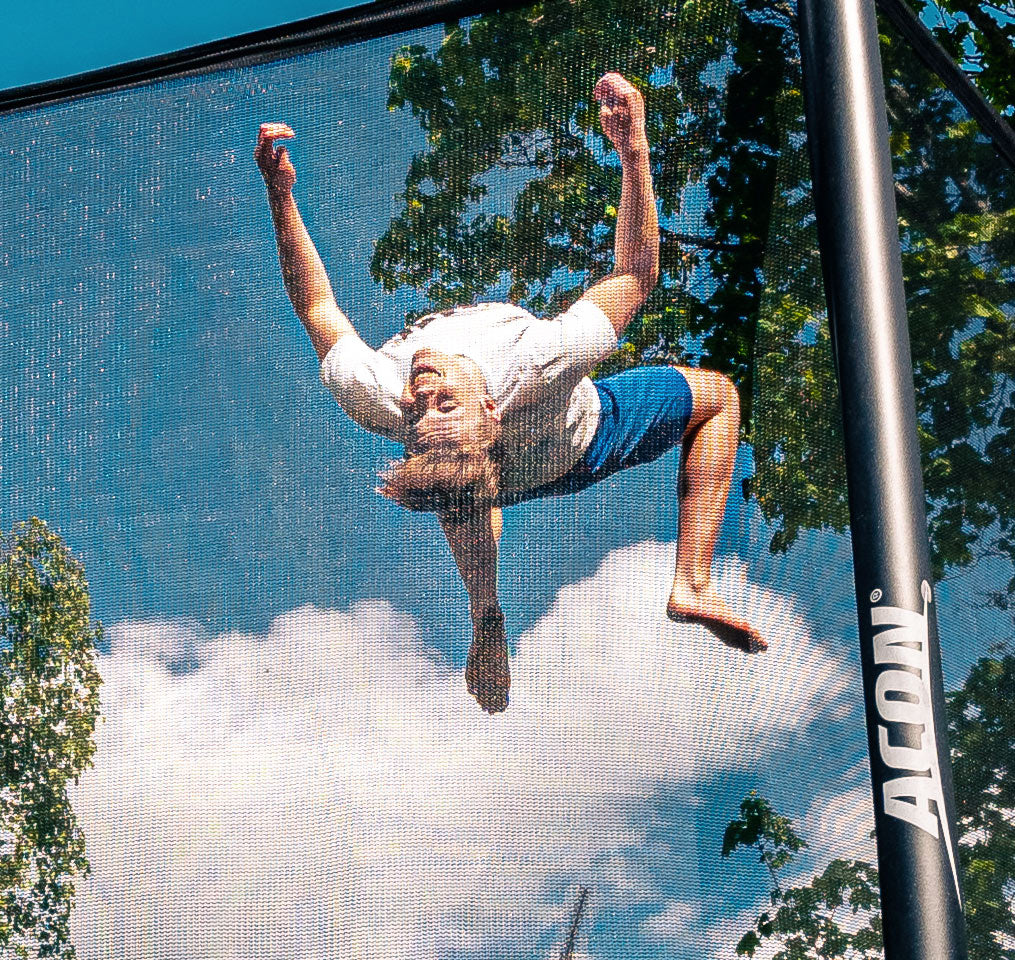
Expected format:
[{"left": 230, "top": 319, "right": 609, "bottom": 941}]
[{"left": 870, "top": 580, "right": 961, "bottom": 905}]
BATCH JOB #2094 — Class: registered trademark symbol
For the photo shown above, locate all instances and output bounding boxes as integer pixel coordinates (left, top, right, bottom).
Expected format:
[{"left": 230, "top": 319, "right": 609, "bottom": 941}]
[{"left": 870, "top": 588, "right": 883, "bottom": 603}]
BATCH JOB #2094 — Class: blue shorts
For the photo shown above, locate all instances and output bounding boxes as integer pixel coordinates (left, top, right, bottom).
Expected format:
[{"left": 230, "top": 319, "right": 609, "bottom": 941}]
[{"left": 503, "top": 365, "right": 694, "bottom": 505}]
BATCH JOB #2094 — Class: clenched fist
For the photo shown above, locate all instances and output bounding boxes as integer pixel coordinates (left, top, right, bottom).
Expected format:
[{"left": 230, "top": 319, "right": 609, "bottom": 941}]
[
  {"left": 255, "top": 122, "right": 297, "bottom": 197},
  {"left": 594, "top": 73, "right": 648, "bottom": 159}
]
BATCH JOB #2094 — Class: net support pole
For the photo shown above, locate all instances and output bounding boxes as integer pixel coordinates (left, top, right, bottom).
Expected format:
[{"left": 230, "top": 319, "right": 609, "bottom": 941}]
[{"left": 796, "top": 1, "right": 967, "bottom": 958}]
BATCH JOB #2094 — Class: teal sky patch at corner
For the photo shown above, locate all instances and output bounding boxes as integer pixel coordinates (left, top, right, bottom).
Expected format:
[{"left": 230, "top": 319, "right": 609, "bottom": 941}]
[{"left": 0, "top": 0, "right": 362, "bottom": 92}]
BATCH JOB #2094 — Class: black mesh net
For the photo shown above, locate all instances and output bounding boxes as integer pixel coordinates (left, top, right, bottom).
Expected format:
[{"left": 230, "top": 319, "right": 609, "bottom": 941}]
[{"left": 0, "top": 0, "right": 1011, "bottom": 956}]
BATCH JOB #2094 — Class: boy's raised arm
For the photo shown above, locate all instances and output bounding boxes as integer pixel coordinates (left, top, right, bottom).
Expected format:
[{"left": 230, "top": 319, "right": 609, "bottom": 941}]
[
  {"left": 578, "top": 74, "right": 660, "bottom": 338},
  {"left": 255, "top": 122, "right": 358, "bottom": 361}
]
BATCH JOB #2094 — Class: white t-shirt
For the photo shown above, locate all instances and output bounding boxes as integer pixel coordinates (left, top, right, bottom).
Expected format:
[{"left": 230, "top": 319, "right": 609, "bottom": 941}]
[{"left": 319, "top": 301, "right": 618, "bottom": 494}]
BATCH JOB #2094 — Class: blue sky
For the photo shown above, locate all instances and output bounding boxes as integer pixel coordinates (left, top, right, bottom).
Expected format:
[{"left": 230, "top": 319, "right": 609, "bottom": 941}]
[
  {"left": 0, "top": 23, "right": 772, "bottom": 653},
  {"left": 1, "top": 5, "right": 1008, "bottom": 959},
  {"left": 0, "top": 1, "right": 362, "bottom": 92}
]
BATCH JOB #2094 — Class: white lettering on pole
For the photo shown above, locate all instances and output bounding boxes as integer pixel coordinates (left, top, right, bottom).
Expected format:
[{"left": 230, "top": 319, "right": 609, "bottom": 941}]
[{"left": 870, "top": 581, "right": 962, "bottom": 905}]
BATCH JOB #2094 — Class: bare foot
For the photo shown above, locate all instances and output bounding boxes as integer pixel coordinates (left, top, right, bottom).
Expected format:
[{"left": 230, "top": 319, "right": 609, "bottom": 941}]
[
  {"left": 666, "top": 581, "right": 767, "bottom": 653},
  {"left": 466, "top": 610, "right": 510, "bottom": 713}
]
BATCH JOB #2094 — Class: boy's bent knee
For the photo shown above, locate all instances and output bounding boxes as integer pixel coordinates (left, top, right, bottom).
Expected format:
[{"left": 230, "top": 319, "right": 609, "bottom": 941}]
[{"left": 676, "top": 366, "right": 739, "bottom": 428}]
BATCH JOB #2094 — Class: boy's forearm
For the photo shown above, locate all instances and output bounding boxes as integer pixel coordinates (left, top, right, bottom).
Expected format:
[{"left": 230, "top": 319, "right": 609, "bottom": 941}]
[
  {"left": 440, "top": 510, "right": 501, "bottom": 620},
  {"left": 614, "top": 142, "right": 659, "bottom": 291},
  {"left": 267, "top": 190, "right": 352, "bottom": 359},
  {"left": 268, "top": 191, "right": 335, "bottom": 319}
]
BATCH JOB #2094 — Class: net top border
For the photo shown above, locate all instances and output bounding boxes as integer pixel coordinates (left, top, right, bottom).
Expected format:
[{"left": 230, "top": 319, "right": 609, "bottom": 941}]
[
  {"left": 0, "top": 0, "right": 530, "bottom": 115},
  {"left": 3, "top": 0, "right": 1011, "bottom": 173}
]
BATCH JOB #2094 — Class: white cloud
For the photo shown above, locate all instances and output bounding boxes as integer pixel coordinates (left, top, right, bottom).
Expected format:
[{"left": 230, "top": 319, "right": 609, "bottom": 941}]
[
  {"left": 800, "top": 767, "right": 876, "bottom": 864},
  {"left": 70, "top": 540, "right": 858, "bottom": 960},
  {"left": 641, "top": 898, "right": 702, "bottom": 945}
]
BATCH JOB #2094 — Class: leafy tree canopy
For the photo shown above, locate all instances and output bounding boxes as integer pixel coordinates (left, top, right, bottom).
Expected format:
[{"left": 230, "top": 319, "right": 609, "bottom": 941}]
[
  {"left": 926, "top": 0, "right": 1015, "bottom": 118},
  {"left": 948, "top": 649, "right": 1015, "bottom": 959},
  {"left": 722, "top": 646, "right": 1015, "bottom": 960},
  {"left": 1, "top": 519, "right": 103, "bottom": 960},
  {"left": 722, "top": 791, "right": 882, "bottom": 960},
  {"left": 880, "top": 23, "right": 1015, "bottom": 580},
  {"left": 374, "top": 0, "right": 1015, "bottom": 589}
]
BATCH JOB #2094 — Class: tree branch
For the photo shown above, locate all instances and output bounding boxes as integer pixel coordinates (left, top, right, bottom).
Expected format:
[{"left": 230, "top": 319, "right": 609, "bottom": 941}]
[{"left": 661, "top": 226, "right": 758, "bottom": 253}]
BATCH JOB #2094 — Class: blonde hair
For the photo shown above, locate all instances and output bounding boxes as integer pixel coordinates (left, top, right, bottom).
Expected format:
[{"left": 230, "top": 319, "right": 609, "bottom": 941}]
[{"left": 379, "top": 443, "right": 500, "bottom": 516}]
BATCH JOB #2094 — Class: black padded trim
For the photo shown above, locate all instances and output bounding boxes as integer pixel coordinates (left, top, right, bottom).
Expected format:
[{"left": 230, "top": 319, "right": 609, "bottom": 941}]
[
  {"left": 876, "top": 0, "right": 1015, "bottom": 170},
  {"left": 0, "top": 0, "right": 529, "bottom": 114}
]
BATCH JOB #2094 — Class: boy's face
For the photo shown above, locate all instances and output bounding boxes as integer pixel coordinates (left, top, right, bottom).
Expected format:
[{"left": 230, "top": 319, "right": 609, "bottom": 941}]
[{"left": 400, "top": 348, "right": 498, "bottom": 451}]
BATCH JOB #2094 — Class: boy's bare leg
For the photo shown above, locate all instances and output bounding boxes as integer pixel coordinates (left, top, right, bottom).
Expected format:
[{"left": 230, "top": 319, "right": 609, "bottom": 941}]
[
  {"left": 440, "top": 507, "right": 510, "bottom": 713},
  {"left": 666, "top": 368, "right": 767, "bottom": 652}
]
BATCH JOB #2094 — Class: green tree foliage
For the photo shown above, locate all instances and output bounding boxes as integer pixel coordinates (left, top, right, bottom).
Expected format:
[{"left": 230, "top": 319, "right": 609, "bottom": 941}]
[
  {"left": 0, "top": 519, "right": 103, "bottom": 959},
  {"left": 926, "top": 0, "right": 1015, "bottom": 118},
  {"left": 723, "top": 647, "right": 1015, "bottom": 960},
  {"left": 737, "top": 9, "right": 1015, "bottom": 572},
  {"left": 722, "top": 791, "right": 882, "bottom": 959},
  {"left": 372, "top": 0, "right": 761, "bottom": 395},
  {"left": 948, "top": 650, "right": 1015, "bottom": 959},
  {"left": 372, "top": 0, "right": 1015, "bottom": 585},
  {"left": 881, "top": 25, "right": 1015, "bottom": 580}
]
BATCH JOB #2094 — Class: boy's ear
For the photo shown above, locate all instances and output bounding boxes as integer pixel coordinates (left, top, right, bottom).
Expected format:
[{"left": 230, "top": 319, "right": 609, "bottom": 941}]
[{"left": 482, "top": 394, "right": 500, "bottom": 421}]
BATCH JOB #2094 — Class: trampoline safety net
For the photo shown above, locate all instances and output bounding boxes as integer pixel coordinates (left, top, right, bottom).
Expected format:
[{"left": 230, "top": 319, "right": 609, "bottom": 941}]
[{"left": 0, "top": 0, "right": 1012, "bottom": 957}]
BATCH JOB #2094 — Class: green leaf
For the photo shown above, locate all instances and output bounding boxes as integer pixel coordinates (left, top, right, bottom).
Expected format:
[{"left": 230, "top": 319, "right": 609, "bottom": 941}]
[{"left": 736, "top": 930, "right": 762, "bottom": 956}]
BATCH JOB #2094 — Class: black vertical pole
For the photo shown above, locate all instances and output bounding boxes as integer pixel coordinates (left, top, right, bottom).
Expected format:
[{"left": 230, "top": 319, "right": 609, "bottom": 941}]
[{"left": 796, "top": 2, "right": 967, "bottom": 959}]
